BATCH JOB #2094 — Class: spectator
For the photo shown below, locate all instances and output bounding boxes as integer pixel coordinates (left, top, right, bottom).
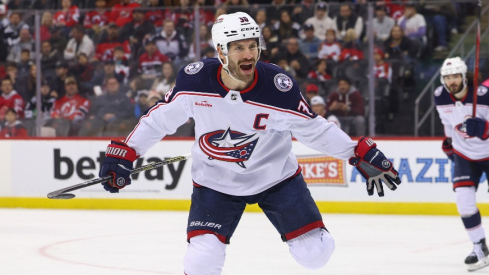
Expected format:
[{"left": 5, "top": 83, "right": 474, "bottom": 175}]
[
  {"left": 372, "top": 5, "right": 395, "bottom": 43},
  {"left": 332, "top": 3, "right": 364, "bottom": 42},
  {"left": 304, "top": 83, "right": 319, "bottom": 103},
  {"left": 39, "top": 11, "right": 54, "bottom": 42},
  {"left": 3, "top": 12, "right": 29, "bottom": 51},
  {"left": 134, "top": 89, "right": 149, "bottom": 118},
  {"left": 7, "top": 27, "right": 34, "bottom": 64},
  {"left": 49, "top": 76, "right": 90, "bottom": 136},
  {"left": 83, "top": 0, "right": 110, "bottom": 39},
  {"left": 70, "top": 53, "right": 95, "bottom": 83},
  {"left": 422, "top": 1, "right": 456, "bottom": 52},
  {"left": 41, "top": 40, "right": 62, "bottom": 78},
  {"left": 274, "top": 10, "right": 300, "bottom": 42},
  {"left": 383, "top": 25, "right": 416, "bottom": 61},
  {"left": 95, "top": 23, "right": 131, "bottom": 62},
  {"left": 16, "top": 49, "right": 33, "bottom": 81},
  {"left": 120, "top": 8, "right": 155, "bottom": 60},
  {"left": 259, "top": 25, "right": 279, "bottom": 63},
  {"left": 152, "top": 20, "right": 190, "bottom": 69},
  {"left": 5, "top": 62, "right": 22, "bottom": 94},
  {"left": 276, "top": 58, "right": 297, "bottom": 77},
  {"left": 0, "top": 77, "right": 24, "bottom": 121},
  {"left": 24, "top": 79, "right": 56, "bottom": 120},
  {"left": 166, "top": 0, "right": 215, "bottom": 41},
  {"left": 18, "top": 62, "right": 37, "bottom": 102},
  {"left": 64, "top": 24, "right": 95, "bottom": 61},
  {"left": 223, "top": 0, "right": 250, "bottom": 15},
  {"left": 86, "top": 60, "right": 124, "bottom": 93},
  {"left": 383, "top": 0, "right": 406, "bottom": 20},
  {"left": 310, "top": 95, "right": 341, "bottom": 128},
  {"left": 339, "top": 29, "right": 364, "bottom": 62},
  {"left": 49, "top": 61, "right": 70, "bottom": 99},
  {"left": 318, "top": 29, "right": 341, "bottom": 62},
  {"left": 272, "top": 37, "right": 310, "bottom": 79},
  {"left": 303, "top": 2, "right": 334, "bottom": 41},
  {"left": 147, "top": 90, "right": 162, "bottom": 107},
  {"left": 188, "top": 25, "right": 215, "bottom": 61},
  {"left": 299, "top": 23, "right": 321, "bottom": 59},
  {"left": 373, "top": 48, "right": 392, "bottom": 83},
  {"left": 80, "top": 76, "right": 133, "bottom": 136},
  {"left": 138, "top": 39, "right": 169, "bottom": 87},
  {"left": 0, "top": 108, "right": 28, "bottom": 137},
  {"left": 308, "top": 59, "right": 332, "bottom": 83},
  {"left": 53, "top": 0, "right": 80, "bottom": 28},
  {"left": 151, "top": 61, "right": 176, "bottom": 96},
  {"left": 266, "top": 0, "right": 292, "bottom": 26},
  {"left": 113, "top": 46, "right": 130, "bottom": 83},
  {"left": 292, "top": 0, "right": 316, "bottom": 25},
  {"left": 0, "top": 4, "right": 8, "bottom": 28},
  {"left": 144, "top": 0, "right": 165, "bottom": 29},
  {"left": 326, "top": 77, "right": 365, "bottom": 136},
  {"left": 110, "top": 0, "right": 141, "bottom": 28},
  {"left": 397, "top": 3, "right": 426, "bottom": 46},
  {"left": 254, "top": 8, "right": 268, "bottom": 32}
]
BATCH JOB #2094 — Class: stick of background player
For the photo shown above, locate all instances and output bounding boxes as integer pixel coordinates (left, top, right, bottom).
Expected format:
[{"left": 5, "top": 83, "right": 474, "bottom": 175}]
[
  {"left": 472, "top": 0, "right": 481, "bottom": 117},
  {"left": 97, "top": 12, "right": 401, "bottom": 274},
  {"left": 436, "top": 57, "right": 489, "bottom": 272}
]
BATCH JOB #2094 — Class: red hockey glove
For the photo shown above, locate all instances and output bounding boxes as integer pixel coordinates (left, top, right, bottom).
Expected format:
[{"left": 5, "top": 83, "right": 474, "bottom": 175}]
[
  {"left": 466, "top": 117, "right": 489, "bottom": 140},
  {"left": 442, "top": 137, "right": 454, "bottom": 161},
  {"left": 99, "top": 140, "right": 138, "bottom": 193},
  {"left": 349, "top": 136, "right": 401, "bottom": 197}
]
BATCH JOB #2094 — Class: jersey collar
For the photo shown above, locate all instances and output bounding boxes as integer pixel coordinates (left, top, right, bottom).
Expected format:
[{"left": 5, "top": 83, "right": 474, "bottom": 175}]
[{"left": 216, "top": 65, "right": 259, "bottom": 95}]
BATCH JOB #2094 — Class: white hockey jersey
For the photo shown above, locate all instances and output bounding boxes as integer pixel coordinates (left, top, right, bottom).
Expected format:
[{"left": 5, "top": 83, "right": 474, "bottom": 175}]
[
  {"left": 125, "top": 59, "right": 356, "bottom": 196},
  {"left": 434, "top": 84, "right": 489, "bottom": 160}
]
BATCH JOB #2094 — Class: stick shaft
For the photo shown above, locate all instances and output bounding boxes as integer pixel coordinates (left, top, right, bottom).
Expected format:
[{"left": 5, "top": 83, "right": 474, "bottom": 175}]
[
  {"left": 47, "top": 153, "right": 191, "bottom": 198},
  {"left": 473, "top": 0, "right": 481, "bottom": 117}
]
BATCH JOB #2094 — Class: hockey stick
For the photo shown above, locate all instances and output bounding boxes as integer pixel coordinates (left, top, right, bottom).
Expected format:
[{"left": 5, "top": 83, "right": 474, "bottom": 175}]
[
  {"left": 47, "top": 153, "right": 192, "bottom": 199},
  {"left": 473, "top": 0, "right": 482, "bottom": 117}
]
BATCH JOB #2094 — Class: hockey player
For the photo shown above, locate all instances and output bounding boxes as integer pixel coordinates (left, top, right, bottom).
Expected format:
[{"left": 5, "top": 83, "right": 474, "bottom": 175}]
[
  {"left": 98, "top": 12, "right": 401, "bottom": 274},
  {"left": 435, "top": 57, "right": 489, "bottom": 271}
]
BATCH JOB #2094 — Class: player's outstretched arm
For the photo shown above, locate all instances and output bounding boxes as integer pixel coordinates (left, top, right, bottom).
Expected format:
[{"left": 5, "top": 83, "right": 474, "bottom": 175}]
[
  {"left": 348, "top": 137, "right": 401, "bottom": 197},
  {"left": 466, "top": 117, "right": 489, "bottom": 140},
  {"left": 99, "top": 140, "right": 138, "bottom": 193}
]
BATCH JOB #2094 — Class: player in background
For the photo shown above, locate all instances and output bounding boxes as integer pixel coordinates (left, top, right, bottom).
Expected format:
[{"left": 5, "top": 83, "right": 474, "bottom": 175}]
[
  {"left": 435, "top": 57, "right": 489, "bottom": 271},
  {"left": 98, "top": 12, "right": 401, "bottom": 274}
]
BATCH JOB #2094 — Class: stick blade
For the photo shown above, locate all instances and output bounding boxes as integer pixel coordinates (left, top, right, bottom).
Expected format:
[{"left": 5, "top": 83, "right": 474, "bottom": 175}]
[{"left": 47, "top": 193, "right": 76, "bottom": 199}]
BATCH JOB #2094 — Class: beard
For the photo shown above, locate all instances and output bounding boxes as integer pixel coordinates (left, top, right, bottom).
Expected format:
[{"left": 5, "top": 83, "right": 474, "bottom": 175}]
[
  {"left": 448, "top": 82, "right": 464, "bottom": 94},
  {"left": 227, "top": 59, "right": 255, "bottom": 83}
]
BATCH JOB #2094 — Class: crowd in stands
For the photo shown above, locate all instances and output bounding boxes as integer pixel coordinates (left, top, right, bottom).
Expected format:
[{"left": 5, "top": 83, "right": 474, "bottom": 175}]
[{"left": 0, "top": 0, "right": 472, "bottom": 137}]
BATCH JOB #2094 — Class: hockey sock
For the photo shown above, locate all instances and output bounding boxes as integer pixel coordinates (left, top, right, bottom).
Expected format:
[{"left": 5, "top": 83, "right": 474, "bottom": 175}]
[{"left": 462, "top": 211, "right": 486, "bottom": 243}]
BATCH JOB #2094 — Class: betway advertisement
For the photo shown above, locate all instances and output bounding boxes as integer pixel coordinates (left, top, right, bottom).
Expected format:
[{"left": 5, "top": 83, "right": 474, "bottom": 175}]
[{"left": 1, "top": 139, "right": 486, "bottom": 202}]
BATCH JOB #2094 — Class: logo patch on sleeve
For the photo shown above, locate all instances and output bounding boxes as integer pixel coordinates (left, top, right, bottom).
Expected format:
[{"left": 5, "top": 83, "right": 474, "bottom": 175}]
[
  {"left": 477, "top": 86, "right": 488, "bottom": 96},
  {"left": 184, "top": 61, "right": 204, "bottom": 75},
  {"left": 274, "top": 73, "right": 293, "bottom": 92},
  {"left": 434, "top": 86, "right": 443, "bottom": 97}
]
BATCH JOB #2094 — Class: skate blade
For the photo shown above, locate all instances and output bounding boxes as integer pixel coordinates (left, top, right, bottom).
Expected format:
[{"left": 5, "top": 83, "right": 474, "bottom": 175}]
[{"left": 468, "top": 257, "right": 489, "bottom": 272}]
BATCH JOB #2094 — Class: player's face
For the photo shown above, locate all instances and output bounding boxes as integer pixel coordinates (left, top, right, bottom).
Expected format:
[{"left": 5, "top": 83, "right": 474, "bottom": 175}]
[
  {"left": 443, "top": 74, "right": 464, "bottom": 94},
  {"left": 226, "top": 39, "right": 258, "bottom": 83}
]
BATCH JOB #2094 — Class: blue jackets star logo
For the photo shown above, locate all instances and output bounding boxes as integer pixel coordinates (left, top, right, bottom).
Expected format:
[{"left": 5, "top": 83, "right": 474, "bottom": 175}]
[{"left": 199, "top": 128, "right": 259, "bottom": 168}]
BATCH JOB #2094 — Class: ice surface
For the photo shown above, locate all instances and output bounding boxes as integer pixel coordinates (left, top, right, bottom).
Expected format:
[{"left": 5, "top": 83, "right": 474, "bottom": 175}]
[{"left": 0, "top": 209, "right": 486, "bottom": 274}]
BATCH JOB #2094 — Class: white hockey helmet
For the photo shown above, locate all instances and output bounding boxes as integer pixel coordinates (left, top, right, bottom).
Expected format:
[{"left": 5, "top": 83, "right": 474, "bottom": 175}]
[
  {"left": 440, "top": 56, "right": 467, "bottom": 92},
  {"left": 212, "top": 12, "right": 265, "bottom": 57}
]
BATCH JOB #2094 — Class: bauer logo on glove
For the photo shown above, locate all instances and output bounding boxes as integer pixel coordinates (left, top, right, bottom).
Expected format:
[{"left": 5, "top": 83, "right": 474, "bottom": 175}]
[{"left": 349, "top": 136, "right": 401, "bottom": 197}]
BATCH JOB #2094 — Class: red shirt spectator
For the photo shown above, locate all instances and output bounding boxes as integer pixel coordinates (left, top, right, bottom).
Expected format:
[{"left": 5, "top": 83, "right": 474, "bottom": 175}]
[
  {"left": 51, "top": 77, "right": 90, "bottom": 121},
  {"left": 308, "top": 60, "right": 332, "bottom": 82},
  {"left": 0, "top": 108, "right": 28, "bottom": 137},
  {"left": 373, "top": 48, "right": 392, "bottom": 83},
  {"left": 326, "top": 78, "right": 365, "bottom": 117},
  {"left": 53, "top": 0, "right": 80, "bottom": 28},
  {"left": 110, "top": 0, "right": 141, "bottom": 28},
  {"left": 84, "top": 2, "right": 110, "bottom": 29},
  {"left": 95, "top": 23, "right": 131, "bottom": 61},
  {"left": 139, "top": 40, "right": 169, "bottom": 77},
  {"left": 0, "top": 78, "right": 24, "bottom": 120}
]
